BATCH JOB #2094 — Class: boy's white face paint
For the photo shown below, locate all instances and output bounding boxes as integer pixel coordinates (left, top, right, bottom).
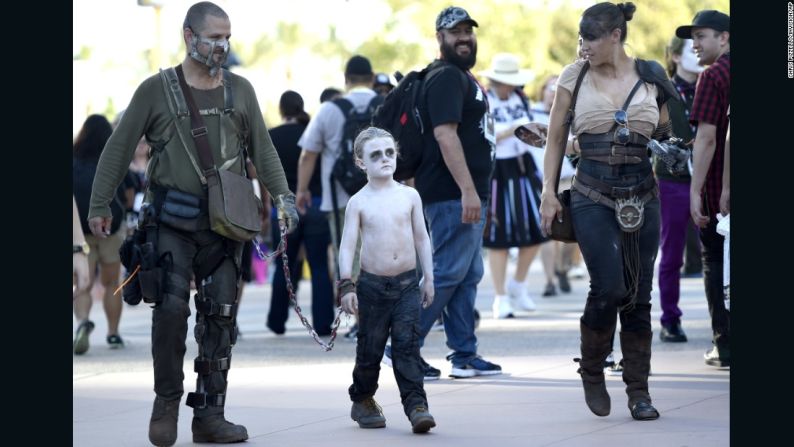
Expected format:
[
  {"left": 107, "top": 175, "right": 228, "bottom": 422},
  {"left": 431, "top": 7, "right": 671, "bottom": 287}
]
[{"left": 357, "top": 137, "right": 397, "bottom": 179}]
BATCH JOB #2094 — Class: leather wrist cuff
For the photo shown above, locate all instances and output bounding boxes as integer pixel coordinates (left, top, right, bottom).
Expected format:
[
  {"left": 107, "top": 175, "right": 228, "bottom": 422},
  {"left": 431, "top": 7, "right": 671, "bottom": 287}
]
[{"left": 336, "top": 278, "right": 356, "bottom": 306}]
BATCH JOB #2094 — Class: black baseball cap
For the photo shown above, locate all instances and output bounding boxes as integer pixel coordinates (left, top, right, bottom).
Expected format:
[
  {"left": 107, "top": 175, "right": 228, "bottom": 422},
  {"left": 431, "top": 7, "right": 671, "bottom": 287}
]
[
  {"left": 435, "top": 6, "right": 478, "bottom": 31},
  {"left": 675, "top": 10, "right": 729, "bottom": 38}
]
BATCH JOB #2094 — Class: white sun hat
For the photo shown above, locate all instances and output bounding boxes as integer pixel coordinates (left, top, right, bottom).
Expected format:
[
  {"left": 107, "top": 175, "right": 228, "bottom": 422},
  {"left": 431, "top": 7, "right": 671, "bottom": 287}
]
[{"left": 480, "top": 53, "right": 534, "bottom": 86}]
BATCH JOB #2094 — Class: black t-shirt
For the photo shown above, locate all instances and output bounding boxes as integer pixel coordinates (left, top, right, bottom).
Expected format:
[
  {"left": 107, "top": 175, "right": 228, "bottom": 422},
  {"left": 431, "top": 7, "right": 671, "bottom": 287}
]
[
  {"left": 269, "top": 122, "right": 321, "bottom": 196},
  {"left": 414, "top": 61, "right": 493, "bottom": 204}
]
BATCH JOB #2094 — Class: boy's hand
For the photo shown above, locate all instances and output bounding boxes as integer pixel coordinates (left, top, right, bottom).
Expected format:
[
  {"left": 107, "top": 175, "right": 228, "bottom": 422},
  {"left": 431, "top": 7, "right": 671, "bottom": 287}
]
[
  {"left": 420, "top": 277, "right": 434, "bottom": 309},
  {"left": 341, "top": 292, "right": 358, "bottom": 315}
]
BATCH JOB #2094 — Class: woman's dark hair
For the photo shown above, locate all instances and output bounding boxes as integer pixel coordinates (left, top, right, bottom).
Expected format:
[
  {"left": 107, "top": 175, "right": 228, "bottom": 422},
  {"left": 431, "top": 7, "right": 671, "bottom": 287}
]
[
  {"left": 665, "top": 36, "right": 685, "bottom": 77},
  {"left": 73, "top": 114, "right": 113, "bottom": 161},
  {"left": 279, "top": 90, "right": 310, "bottom": 126},
  {"left": 579, "top": 2, "right": 636, "bottom": 43}
]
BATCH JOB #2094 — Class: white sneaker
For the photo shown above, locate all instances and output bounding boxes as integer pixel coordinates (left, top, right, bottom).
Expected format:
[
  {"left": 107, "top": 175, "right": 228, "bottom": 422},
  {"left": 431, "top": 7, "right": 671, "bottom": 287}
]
[
  {"left": 491, "top": 295, "right": 514, "bottom": 319},
  {"left": 569, "top": 265, "right": 587, "bottom": 279},
  {"left": 506, "top": 278, "right": 536, "bottom": 311}
]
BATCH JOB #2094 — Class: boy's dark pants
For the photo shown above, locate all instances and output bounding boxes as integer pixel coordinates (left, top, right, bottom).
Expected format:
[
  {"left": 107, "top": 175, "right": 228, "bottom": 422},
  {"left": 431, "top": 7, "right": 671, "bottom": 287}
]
[{"left": 348, "top": 269, "right": 428, "bottom": 416}]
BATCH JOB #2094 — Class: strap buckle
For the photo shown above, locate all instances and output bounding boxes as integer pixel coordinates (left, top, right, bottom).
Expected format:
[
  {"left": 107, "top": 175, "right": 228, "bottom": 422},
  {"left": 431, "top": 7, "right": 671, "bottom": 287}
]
[
  {"left": 191, "top": 126, "right": 208, "bottom": 137},
  {"left": 186, "top": 392, "right": 226, "bottom": 409},
  {"left": 194, "top": 357, "right": 231, "bottom": 374},
  {"left": 608, "top": 154, "right": 641, "bottom": 165},
  {"left": 611, "top": 185, "right": 635, "bottom": 199}
]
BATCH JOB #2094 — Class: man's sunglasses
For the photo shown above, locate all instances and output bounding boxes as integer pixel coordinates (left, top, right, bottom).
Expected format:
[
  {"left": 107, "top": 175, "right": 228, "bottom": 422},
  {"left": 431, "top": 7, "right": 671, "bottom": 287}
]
[{"left": 614, "top": 109, "right": 630, "bottom": 145}]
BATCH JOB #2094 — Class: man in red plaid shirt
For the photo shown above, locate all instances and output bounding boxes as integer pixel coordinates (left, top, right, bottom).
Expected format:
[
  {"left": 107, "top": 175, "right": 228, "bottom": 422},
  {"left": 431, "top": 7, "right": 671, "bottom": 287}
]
[{"left": 676, "top": 10, "right": 730, "bottom": 368}]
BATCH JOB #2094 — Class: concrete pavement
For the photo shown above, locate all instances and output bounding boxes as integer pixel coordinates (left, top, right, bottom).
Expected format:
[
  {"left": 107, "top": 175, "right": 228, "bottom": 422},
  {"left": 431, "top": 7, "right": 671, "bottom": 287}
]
[{"left": 73, "top": 255, "right": 729, "bottom": 446}]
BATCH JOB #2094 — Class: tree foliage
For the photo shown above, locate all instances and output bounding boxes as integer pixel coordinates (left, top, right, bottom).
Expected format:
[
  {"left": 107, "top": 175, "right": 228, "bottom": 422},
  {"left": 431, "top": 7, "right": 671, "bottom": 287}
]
[{"left": 355, "top": 0, "right": 729, "bottom": 101}]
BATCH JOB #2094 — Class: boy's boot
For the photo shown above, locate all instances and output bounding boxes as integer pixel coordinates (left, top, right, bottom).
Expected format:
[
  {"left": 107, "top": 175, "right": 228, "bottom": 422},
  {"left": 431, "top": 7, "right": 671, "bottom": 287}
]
[{"left": 351, "top": 397, "right": 386, "bottom": 428}]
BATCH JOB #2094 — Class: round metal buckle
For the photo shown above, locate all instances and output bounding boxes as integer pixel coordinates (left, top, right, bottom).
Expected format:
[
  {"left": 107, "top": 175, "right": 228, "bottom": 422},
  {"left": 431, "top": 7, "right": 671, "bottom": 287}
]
[{"left": 614, "top": 196, "right": 644, "bottom": 232}]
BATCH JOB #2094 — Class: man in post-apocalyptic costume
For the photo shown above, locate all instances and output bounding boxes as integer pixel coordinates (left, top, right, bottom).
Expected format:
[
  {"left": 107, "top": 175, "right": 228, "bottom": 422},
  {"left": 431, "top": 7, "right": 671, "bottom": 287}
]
[{"left": 87, "top": 2, "right": 298, "bottom": 445}]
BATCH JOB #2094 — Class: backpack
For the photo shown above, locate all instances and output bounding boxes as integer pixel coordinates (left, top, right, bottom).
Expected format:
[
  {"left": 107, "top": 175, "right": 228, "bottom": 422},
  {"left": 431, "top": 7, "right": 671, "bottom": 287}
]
[
  {"left": 330, "top": 95, "right": 384, "bottom": 196},
  {"left": 370, "top": 64, "right": 440, "bottom": 181}
]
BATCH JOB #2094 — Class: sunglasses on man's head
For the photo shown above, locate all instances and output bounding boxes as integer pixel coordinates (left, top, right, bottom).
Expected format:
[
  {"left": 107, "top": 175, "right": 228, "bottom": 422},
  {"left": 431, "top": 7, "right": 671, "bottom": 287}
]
[{"left": 613, "top": 109, "right": 630, "bottom": 145}]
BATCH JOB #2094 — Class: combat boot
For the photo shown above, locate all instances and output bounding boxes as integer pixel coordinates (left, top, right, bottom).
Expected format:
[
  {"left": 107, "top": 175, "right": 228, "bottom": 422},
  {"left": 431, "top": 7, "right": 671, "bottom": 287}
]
[
  {"left": 191, "top": 414, "right": 248, "bottom": 443},
  {"left": 409, "top": 406, "right": 436, "bottom": 433},
  {"left": 148, "top": 397, "right": 179, "bottom": 446},
  {"left": 350, "top": 397, "right": 386, "bottom": 428}
]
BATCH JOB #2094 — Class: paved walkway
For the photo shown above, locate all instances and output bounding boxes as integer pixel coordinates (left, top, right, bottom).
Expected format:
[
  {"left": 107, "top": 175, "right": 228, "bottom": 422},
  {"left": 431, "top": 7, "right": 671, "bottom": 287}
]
[{"left": 74, "top": 255, "right": 729, "bottom": 446}]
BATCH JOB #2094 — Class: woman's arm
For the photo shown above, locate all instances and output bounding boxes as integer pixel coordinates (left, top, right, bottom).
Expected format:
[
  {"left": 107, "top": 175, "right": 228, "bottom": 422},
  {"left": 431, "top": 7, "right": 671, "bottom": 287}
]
[
  {"left": 73, "top": 196, "right": 90, "bottom": 295},
  {"left": 539, "top": 86, "right": 573, "bottom": 236}
]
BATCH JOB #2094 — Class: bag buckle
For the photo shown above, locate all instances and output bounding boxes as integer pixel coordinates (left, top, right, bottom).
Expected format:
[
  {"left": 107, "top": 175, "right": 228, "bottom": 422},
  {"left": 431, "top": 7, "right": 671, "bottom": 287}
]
[{"left": 191, "top": 126, "right": 208, "bottom": 137}]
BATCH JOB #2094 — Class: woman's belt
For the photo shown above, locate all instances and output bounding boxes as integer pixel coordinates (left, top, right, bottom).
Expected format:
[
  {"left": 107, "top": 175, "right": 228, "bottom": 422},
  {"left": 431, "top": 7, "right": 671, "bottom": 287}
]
[
  {"left": 572, "top": 170, "right": 658, "bottom": 218},
  {"left": 578, "top": 131, "right": 650, "bottom": 165},
  {"left": 572, "top": 171, "right": 658, "bottom": 233}
]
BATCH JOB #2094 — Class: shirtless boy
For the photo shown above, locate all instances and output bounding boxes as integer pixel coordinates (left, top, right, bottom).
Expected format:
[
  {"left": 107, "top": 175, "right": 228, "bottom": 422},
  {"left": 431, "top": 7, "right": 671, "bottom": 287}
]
[{"left": 337, "top": 127, "right": 436, "bottom": 434}]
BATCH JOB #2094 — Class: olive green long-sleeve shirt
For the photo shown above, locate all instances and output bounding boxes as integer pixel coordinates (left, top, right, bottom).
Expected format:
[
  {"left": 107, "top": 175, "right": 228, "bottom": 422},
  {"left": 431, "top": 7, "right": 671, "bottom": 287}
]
[{"left": 89, "top": 67, "right": 289, "bottom": 220}]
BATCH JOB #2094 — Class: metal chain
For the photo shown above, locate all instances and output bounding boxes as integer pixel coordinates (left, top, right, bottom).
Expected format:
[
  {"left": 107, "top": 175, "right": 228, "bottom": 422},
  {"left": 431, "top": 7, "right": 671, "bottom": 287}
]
[{"left": 254, "top": 225, "right": 345, "bottom": 351}]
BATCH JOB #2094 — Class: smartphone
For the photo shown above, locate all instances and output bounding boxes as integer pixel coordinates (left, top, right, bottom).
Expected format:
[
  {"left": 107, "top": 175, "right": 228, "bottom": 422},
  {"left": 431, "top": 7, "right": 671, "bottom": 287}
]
[{"left": 514, "top": 125, "right": 546, "bottom": 147}]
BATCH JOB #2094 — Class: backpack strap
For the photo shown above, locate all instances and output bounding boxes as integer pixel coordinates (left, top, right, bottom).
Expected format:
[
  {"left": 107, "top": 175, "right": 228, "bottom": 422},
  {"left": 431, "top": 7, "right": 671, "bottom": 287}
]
[
  {"left": 158, "top": 67, "right": 206, "bottom": 184},
  {"left": 222, "top": 69, "right": 234, "bottom": 113},
  {"left": 331, "top": 97, "right": 354, "bottom": 118},
  {"left": 160, "top": 67, "right": 189, "bottom": 118}
]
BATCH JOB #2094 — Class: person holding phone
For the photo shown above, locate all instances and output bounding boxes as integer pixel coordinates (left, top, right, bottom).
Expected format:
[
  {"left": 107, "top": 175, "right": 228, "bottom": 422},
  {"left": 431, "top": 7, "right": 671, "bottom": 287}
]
[{"left": 480, "top": 53, "right": 547, "bottom": 318}]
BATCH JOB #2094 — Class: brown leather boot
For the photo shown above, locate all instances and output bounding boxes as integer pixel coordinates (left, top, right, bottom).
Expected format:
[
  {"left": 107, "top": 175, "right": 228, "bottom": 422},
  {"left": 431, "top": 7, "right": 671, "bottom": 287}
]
[
  {"left": 192, "top": 414, "right": 248, "bottom": 443},
  {"left": 620, "top": 330, "right": 660, "bottom": 420},
  {"left": 148, "top": 397, "right": 179, "bottom": 446},
  {"left": 576, "top": 320, "right": 613, "bottom": 416}
]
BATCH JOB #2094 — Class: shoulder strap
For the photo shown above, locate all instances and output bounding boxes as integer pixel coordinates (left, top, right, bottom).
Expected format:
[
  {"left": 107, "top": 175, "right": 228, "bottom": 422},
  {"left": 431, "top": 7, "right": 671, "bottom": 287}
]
[
  {"left": 222, "top": 69, "right": 234, "bottom": 113},
  {"left": 158, "top": 67, "right": 206, "bottom": 184},
  {"left": 331, "top": 97, "right": 354, "bottom": 117},
  {"left": 175, "top": 65, "right": 215, "bottom": 173},
  {"left": 516, "top": 88, "right": 532, "bottom": 121},
  {"left": 160, "top": 67, "right": 189, "bottom": 118},
  {"left": 555, "top": 61, "right": 590, "bottom": 192},
  {"left": 565, "top": 61, "right": 589, "bottom": 126},
  {"left": 621, "top": 79, "right": 644, "bottom": 111}
]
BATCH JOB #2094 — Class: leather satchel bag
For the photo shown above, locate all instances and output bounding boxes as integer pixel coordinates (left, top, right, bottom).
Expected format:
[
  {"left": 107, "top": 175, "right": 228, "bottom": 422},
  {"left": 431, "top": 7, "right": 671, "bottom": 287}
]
[
  {"left": 549, "top": 61, "right": 589, "bottom": 243},
  {"left": 551, "top": 189, "right": 576, "bottom": 243},
  {"left": 175, "top": 65, "right": 261, "bottom": 242},
  {"left": 206, "top": 167, "right": 262, "bottom": 241}
]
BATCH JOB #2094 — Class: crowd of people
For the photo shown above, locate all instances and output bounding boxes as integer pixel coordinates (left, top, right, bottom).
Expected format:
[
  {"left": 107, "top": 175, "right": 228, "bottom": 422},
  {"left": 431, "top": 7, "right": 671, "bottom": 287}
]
[{"left": 73, "top": 2, "right": 730, "bottom": 445}]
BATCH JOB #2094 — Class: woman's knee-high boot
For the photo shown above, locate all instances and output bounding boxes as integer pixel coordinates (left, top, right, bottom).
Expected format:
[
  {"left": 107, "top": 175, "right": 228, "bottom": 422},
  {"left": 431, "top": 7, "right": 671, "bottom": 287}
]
[
  {"left": 576, "top": 320, "right": 613, "bottom": 416},
  {"left": 620, "top": 330, "right": 660, "bottom": 420}
]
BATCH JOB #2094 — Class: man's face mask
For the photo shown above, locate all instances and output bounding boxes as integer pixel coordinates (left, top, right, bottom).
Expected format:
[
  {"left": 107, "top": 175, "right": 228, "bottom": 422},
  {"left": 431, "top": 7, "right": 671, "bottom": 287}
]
[
  {"left": 189, "top": 30, "right": 230, "bottom": 77},
  {"left": 679, "top": 39, "right": 704, "bottom": 75}
]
